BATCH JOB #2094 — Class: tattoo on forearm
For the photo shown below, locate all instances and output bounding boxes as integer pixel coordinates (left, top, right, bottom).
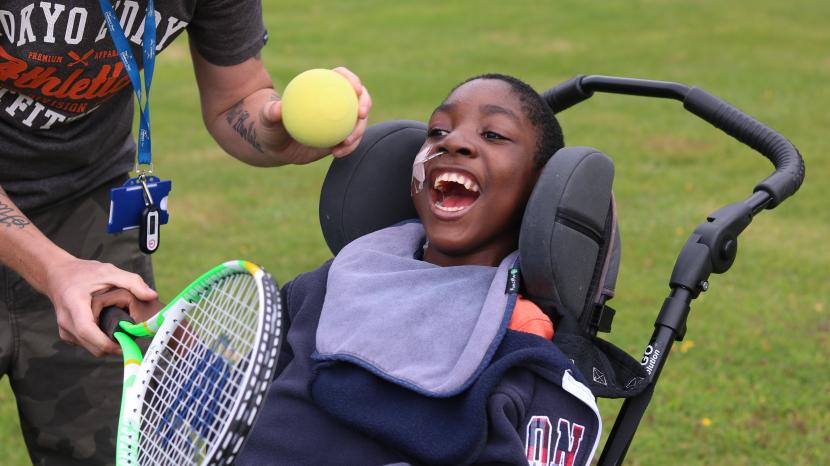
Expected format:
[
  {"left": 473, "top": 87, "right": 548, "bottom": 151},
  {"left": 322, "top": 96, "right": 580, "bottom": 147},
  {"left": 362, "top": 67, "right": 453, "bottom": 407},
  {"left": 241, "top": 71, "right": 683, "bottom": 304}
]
[
  {"left": 0, "top": 200, "right": 30, "bottom": 229},
  {"left": 226, "top": 101, "right": 264, "bottom": 153}
]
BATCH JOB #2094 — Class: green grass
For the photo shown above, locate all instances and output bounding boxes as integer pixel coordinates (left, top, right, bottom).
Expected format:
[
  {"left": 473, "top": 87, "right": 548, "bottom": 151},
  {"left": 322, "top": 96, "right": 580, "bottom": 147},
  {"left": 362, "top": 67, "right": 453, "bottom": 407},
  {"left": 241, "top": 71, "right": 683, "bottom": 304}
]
[{"left": 3, "top": 0, "right": 828, "bottom": 464}]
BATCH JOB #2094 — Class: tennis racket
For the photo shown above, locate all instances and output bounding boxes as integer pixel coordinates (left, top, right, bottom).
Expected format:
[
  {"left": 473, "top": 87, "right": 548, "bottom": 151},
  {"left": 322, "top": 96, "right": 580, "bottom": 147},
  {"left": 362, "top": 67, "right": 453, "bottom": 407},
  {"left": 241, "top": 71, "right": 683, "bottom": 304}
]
[{"left": 99, "top": 260, "right": 282, "bottom": 466}]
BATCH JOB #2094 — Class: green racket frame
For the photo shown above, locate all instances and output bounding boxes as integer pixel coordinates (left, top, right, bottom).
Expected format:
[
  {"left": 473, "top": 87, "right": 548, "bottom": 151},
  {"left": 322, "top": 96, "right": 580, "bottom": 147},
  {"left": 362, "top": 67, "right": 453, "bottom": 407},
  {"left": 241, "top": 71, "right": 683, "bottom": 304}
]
[{"left": 102, "top": 260, "right": 281, "bottom": 466}]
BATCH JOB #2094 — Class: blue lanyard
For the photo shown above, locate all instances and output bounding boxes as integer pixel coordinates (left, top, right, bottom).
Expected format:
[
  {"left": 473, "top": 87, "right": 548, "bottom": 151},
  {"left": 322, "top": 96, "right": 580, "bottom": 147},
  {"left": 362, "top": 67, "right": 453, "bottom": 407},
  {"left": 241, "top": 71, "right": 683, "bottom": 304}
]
[{"left": 98, "top": 0, "right": 157, "bottom": 169}]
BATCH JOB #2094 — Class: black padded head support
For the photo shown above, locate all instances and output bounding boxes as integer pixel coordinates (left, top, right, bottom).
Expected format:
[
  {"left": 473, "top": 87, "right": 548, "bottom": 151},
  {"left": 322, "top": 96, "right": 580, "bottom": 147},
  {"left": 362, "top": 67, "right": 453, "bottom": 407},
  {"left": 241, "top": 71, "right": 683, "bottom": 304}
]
[
  {"left": 319, "top": 120, "right": 426, "bottom": 255},
  {"left": 519, "top": 147, "right": 645, "bottom": 398},
  {"left": 519, "top": 147, "right": 616, "bottom": 327}
]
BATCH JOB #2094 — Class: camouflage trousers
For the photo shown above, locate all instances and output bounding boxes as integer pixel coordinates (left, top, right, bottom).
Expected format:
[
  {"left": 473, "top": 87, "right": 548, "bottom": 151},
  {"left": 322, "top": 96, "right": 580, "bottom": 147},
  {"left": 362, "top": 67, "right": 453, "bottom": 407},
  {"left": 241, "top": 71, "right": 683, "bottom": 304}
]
[{"left": 0, "top": 178, "right": 153, "bottom": 465}]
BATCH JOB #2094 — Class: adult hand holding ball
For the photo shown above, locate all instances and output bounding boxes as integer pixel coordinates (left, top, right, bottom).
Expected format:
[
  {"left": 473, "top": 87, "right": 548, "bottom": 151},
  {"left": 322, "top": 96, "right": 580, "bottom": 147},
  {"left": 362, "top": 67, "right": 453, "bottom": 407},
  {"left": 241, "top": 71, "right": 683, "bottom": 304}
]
[{"left": 281, "top": 69, "right": 360, "bottom": 149}]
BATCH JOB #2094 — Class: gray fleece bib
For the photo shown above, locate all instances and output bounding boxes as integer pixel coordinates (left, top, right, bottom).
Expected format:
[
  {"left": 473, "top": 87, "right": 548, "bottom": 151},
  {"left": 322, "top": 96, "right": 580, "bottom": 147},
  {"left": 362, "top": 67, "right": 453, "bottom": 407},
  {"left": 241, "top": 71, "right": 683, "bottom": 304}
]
[{"left": 314, "top": 221, "right": 518, "bottom": 397}]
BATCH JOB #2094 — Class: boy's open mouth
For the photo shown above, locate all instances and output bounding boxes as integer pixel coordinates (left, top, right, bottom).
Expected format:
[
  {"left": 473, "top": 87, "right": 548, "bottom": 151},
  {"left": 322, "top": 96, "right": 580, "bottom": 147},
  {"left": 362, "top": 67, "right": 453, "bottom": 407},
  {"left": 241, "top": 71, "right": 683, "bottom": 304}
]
[{"left": 431, "top": 170, "right": 481, "bottom": 213}]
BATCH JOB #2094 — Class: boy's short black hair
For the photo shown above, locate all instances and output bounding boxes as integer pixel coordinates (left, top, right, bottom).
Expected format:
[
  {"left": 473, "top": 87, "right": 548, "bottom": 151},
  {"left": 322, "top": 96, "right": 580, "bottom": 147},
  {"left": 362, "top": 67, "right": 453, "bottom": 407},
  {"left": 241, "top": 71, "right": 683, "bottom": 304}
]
[{"left": 452, "top": 73, "right": 565, "bottom": 169}]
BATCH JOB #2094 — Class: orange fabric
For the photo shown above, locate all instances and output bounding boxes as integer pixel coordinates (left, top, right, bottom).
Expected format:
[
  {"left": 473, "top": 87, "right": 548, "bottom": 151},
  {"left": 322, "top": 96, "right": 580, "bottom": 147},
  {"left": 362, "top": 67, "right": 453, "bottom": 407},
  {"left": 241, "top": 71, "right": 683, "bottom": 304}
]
[{"left": 508, "top": 296, "right": 554, "bottom": 340}]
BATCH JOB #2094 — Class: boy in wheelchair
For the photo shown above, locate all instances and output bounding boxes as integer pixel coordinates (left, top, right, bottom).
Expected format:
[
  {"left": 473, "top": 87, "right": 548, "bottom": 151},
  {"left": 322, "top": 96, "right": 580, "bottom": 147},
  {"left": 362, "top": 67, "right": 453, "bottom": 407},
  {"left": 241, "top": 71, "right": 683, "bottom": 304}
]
[{"left": 238, "top": 74, "right": 601, "bottom": 466}]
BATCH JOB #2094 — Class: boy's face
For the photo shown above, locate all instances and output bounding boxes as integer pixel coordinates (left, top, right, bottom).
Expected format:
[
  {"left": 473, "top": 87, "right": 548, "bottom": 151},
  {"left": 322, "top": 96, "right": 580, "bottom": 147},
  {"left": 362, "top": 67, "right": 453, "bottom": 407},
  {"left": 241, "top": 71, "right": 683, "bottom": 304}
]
[{"left": 413, "top": 79, "right": 541, "bottom": 266}]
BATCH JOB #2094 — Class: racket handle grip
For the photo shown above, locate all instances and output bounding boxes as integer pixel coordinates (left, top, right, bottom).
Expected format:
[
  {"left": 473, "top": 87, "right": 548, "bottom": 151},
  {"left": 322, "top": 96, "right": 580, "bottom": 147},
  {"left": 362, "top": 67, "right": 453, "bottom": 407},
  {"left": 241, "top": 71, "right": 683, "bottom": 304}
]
[{"left": 100, "top": 306, "right": 135, "bottom": 340}]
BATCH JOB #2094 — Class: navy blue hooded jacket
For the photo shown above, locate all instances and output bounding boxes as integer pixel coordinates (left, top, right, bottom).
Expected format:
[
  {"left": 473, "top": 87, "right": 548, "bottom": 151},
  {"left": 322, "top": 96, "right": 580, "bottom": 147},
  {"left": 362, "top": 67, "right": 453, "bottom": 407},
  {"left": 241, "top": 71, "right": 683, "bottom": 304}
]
[{"left": 238, "top": 224, "right": 601, "bottom": 465}]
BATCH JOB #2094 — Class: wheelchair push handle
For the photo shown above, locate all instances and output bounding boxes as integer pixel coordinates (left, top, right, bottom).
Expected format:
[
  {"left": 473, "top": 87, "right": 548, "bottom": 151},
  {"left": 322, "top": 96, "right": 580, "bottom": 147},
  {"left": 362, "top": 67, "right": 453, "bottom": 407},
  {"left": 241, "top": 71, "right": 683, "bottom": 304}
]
[
  {"left": 541, "top": 75, "right": 594, "bottom": 113},
  {"left": 543, "top": 75, "right": 805, "bottom": 209},
  {"left": 682, "top": 87, "right": 804, "bottom": 208}
]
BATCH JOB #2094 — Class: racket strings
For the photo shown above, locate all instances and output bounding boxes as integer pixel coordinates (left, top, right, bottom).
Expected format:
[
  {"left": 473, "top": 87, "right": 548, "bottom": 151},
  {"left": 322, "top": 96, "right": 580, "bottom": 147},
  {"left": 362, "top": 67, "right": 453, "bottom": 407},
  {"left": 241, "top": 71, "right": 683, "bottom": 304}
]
[
  {"left": 137, "top": 273, "right": 261, "bottom": 464},
  {"left": 141, "top": 278, "right": 256, "bottom": 461}
]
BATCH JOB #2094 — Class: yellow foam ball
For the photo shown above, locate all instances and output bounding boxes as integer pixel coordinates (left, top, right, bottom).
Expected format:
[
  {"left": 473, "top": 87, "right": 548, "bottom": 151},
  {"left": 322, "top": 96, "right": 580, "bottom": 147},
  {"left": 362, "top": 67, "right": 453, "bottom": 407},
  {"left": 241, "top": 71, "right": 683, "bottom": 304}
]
[{"left": 281, "top": 69, "right": 359, "bottom": 149}]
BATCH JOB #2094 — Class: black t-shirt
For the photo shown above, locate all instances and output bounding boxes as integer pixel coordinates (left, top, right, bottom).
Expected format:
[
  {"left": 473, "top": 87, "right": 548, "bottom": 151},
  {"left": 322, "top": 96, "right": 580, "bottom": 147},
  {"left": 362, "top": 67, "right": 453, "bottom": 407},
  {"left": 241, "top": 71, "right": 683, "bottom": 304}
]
[{"left": 0, "top": 0, "right": 267, "bottom": 211}]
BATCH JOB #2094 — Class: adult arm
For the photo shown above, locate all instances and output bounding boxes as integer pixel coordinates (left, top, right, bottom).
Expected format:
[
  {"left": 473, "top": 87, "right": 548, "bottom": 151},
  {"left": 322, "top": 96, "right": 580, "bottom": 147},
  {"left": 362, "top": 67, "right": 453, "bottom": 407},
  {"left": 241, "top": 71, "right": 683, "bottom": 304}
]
[
  {"left": 190, "top": 45, "right": 372, "bottom": 166},
  {"left": 0, "top": 186, "right": 157, "bottom": 357}
]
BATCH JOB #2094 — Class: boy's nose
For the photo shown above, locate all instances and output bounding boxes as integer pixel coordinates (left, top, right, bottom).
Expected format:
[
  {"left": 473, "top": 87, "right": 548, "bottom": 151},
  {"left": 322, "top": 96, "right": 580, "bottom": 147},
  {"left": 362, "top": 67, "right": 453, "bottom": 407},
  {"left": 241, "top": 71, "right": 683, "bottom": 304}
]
[{"left": 438, "top": 130, "right": 476, "bottom": 158}]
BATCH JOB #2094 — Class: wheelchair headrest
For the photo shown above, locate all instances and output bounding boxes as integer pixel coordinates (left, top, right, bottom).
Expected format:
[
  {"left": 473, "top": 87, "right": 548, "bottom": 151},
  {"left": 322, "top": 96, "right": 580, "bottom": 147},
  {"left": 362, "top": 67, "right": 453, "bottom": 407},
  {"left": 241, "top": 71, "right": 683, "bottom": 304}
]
[
  {"left": 520, "top": 147, "right": 620, "bottom": 333},
  {"left": 319, "top": 120, "right": 425, "bottom": 256},
  {"left": 320, "top": 120, "right": 619, "bottom": 331}
]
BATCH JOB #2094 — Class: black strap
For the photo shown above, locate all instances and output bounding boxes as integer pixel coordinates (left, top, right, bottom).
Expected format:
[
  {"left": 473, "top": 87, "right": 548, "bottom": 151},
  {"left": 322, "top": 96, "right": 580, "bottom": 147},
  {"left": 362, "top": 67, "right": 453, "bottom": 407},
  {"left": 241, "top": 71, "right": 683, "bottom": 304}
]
[{"left": 553, "top": 322, "right": 647, "bottom": 399}]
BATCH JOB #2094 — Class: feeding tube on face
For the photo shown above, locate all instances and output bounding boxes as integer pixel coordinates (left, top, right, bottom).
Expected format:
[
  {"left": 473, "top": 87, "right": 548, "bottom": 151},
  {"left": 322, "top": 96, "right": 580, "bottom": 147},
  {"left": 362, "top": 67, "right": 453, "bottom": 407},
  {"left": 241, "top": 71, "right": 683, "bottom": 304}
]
[{"left": 412, "top": 144, "right": 448, "bottom": 193}]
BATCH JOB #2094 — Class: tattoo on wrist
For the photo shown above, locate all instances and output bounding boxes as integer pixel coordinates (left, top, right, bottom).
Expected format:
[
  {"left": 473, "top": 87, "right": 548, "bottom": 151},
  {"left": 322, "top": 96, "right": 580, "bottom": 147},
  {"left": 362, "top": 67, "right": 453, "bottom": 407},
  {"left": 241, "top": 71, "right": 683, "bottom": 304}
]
[
  {"left": 226, "top": 101, "right": 264, "bottom": 153},
  {"left": 0, "top": 200, "right": 30, "bottom": 229}
]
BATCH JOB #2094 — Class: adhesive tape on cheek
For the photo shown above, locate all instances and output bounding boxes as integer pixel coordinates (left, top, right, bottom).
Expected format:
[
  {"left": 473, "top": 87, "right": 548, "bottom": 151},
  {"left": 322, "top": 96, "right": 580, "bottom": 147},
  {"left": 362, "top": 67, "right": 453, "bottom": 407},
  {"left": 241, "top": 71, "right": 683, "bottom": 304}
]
[{"left": 411, "top": 144, "right": 447, "bottom": 193}]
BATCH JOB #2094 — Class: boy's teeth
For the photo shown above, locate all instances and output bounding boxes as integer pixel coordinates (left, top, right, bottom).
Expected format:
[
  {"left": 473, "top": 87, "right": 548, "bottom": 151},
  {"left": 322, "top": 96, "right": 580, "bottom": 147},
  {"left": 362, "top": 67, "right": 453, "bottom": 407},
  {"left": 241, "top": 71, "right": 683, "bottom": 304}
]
[
  {"left": 435, "top": 204, "right": 465, "bottom": 212},
  {"left": 433, "top": 172, "right": 480, "bottom": 192}
]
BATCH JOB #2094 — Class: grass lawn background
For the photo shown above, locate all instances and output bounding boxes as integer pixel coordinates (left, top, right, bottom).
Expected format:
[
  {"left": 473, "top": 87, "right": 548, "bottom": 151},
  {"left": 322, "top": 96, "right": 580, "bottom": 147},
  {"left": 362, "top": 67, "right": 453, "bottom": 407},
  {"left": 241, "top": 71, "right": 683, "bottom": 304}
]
[{"left": 2, "top": 0, "right": 828, "bottom": 464}]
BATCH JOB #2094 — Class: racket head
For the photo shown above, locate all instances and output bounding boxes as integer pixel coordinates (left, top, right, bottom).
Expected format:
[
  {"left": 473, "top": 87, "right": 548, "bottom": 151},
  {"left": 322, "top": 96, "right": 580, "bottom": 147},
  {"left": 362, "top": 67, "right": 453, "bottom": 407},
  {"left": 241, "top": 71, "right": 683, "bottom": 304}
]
[{"left": 118, "top": 260, "right": 281, "bottom": 465}]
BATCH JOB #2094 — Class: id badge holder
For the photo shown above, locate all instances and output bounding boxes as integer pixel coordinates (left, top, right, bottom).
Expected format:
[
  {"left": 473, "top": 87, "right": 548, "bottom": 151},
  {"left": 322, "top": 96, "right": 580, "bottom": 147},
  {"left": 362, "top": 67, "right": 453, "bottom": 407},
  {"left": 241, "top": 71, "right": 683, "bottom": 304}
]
[{"left": 108, "top": 175, "right": 171, "bottom": 254}]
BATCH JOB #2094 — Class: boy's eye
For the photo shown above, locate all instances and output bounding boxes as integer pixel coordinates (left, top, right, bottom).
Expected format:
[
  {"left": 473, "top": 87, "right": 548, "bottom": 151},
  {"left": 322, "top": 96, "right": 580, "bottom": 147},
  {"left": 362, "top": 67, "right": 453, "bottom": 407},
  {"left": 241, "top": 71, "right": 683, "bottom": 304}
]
[
  {"left": 483, "top": 131, "right": 507, "bottom": 141},
  {"left": 428, "top": 128, "right": 448, "bottom": 138}
]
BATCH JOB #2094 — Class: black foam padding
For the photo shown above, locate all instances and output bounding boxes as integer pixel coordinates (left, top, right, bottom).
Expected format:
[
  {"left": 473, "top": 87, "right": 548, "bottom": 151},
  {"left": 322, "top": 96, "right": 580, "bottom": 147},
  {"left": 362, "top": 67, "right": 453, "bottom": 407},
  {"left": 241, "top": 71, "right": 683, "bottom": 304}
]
[
  {"left": 319, "top": 120, "right": 426, "bottom": 255},
  {"left": 541, "top": 75, "right": 593, "bottom": 113},
  {"left": 520, "top": 147, "right": 615, "bottom": 320}
]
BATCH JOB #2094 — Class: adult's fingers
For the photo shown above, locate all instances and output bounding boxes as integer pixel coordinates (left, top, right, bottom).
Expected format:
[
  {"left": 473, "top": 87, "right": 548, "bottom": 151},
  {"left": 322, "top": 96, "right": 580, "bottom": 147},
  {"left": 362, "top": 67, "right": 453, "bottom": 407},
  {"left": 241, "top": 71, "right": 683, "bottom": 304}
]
[
  {"left": 332, "top": 85, "right": 371, "bottom": 157},
  {"left": 64, "top": 298, "right": 121, "bottom": 357},
  {"left": 57, "top": 327, "right": 80, "bottom": 347},
  {"left": 333, "top": 112, "right": 369, "bottom": 158},
  {"left": 104, "top": 265, "right": 157, "bottom": 301},
  {"left": 332, "top": 66, "right": 362, "bottom": 95},
  {"left": 356, "top": 84, "right": 372, "bottom": 119},
  {"left": 332, "top": 68, "right": 371, "bottom": 119},
  {"left": 90, "top": 288, "right": 135, "bottom": 320},
  {"left": 260, "top": 99, "right": 283, "bottom": 127},
  {"left": 75, "top": 318, "right": 121, "bottom": 357}
]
